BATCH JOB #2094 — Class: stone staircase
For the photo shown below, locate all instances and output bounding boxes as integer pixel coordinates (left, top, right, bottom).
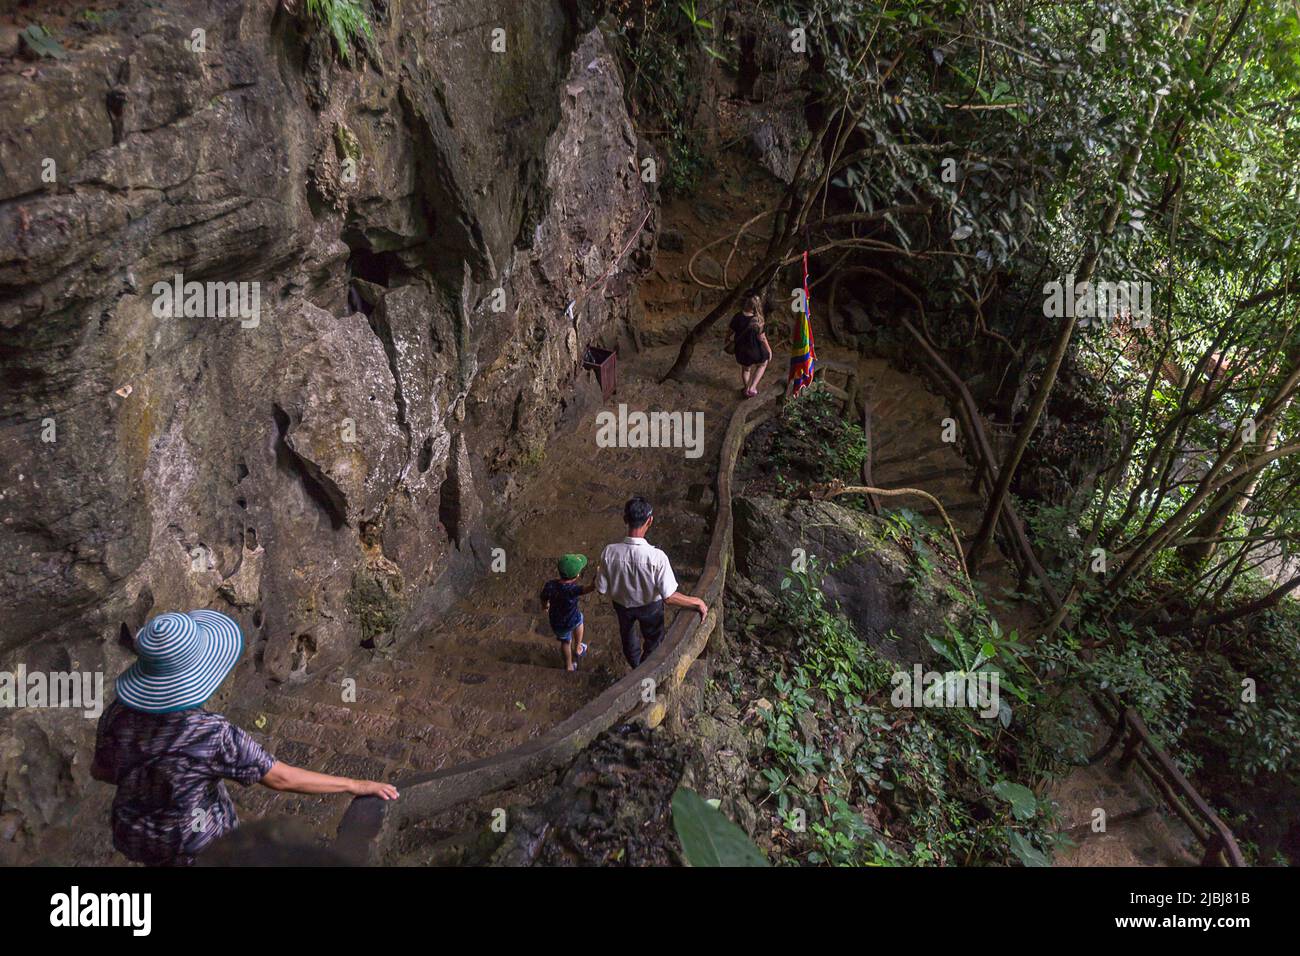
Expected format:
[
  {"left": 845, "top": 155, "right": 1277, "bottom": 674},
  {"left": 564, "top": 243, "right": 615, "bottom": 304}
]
[
  {"left": 850, "top": 358, "right": 1017, "bottom": 587},
  {"left": 224, "top": 159, "right": 778, "bottom": 847},
  {"left": 227, "top": 343, "right": 736, "bottom": 839}
]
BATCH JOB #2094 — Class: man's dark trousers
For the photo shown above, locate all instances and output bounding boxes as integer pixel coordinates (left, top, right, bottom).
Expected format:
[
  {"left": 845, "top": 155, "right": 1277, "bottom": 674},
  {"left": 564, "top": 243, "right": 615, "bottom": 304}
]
[{"left": 613, "top": 600, "right": 665, "bottom": 667}]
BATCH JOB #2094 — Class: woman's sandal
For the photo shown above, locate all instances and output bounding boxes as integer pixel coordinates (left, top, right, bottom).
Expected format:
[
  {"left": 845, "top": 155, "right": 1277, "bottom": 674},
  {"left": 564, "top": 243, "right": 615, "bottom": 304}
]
[{"left": 573, "top": 642, "right": 588, "bottom": 670}]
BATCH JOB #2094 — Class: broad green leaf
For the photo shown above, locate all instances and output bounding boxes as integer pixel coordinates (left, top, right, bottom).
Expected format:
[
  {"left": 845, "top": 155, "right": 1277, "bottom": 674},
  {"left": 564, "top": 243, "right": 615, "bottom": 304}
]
[
  {"left": 672, "top": 787, "right": 769, "bottom": 867},
  {"left": 21, "top": 24, "right": 68, "bottom": 59},
  {"left": 992, "top": 779, "right": 1038, "bottom": 820},
  {"left": 1007, "top": 830, "right": 1050, "bottom": 867}
]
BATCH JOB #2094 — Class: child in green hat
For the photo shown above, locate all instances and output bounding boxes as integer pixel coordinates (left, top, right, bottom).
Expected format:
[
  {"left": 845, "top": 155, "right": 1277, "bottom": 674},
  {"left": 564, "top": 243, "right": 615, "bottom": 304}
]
[{"left": 539, "top": 553, "right": 596, "bottom": 671}]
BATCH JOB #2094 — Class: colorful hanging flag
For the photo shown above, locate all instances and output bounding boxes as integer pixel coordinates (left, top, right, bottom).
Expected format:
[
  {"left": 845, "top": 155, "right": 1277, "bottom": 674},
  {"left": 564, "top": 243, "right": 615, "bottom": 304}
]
[{"left": 788, "top": 249, "right": 817, "bottom": 396}]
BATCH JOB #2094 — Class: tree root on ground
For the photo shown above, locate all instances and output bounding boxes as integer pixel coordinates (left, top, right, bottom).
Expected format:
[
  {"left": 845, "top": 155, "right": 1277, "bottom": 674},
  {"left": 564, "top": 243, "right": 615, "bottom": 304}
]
[{"left": 813, "top": 482, "right": 975, "bottom": 598}]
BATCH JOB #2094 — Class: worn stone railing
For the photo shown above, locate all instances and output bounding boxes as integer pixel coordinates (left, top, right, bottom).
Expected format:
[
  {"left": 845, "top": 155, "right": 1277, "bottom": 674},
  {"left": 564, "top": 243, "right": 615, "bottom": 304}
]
[{"left": 333, "top": 383, "right": 780, "bottom": 864}]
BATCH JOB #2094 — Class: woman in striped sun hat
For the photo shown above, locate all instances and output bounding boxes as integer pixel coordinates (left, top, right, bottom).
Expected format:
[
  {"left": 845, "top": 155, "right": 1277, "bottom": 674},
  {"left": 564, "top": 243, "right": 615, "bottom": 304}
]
[
  {"left": 93, "top": 610, "right": 398, "bottom": 866},
  {"left": 114, "top": 609, "right": 245, "bottom": 713}
]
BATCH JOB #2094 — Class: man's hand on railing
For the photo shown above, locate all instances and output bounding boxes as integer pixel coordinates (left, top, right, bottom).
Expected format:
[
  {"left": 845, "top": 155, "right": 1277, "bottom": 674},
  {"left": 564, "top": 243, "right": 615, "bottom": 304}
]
[{"left": 666, "top": 590, "right": 708, "bottom": 620}]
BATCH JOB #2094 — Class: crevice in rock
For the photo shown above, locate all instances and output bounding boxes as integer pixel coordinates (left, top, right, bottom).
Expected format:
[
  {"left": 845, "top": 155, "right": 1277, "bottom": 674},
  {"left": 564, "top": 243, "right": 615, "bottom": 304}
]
[
  {"left": 346, "top": 244, "right": 392, "bottom": 287},
  {"left": 438, "top": 472, "right": 460, "bottom": 546},
  {"left": 289, "top": 632, "right": 317, "bottom": 678},
  {"left": 344, "top": 238, "right": 399, "bottom": 318},
  {"left": 418, "top": 434, "right": 434, "bottom": 474},
  {"left": 106, "top": 88, "right": 127, "bottom": 145},
  {"left": 272, "top": 403, "right": 347, "bottom": 530},
  {"left": 366, "top": 309, "right": 410, "bottom": 436}
]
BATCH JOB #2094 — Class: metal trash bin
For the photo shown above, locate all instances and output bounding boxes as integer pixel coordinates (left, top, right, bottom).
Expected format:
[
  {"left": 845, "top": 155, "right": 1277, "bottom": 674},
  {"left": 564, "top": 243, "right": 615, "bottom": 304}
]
[{"left": 582, "top": 346, "right": 617, "bottom": 402}]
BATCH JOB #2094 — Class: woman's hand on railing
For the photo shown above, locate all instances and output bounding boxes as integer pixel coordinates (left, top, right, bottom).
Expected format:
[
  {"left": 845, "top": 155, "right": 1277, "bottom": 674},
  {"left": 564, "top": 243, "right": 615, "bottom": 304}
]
[
  {"left": 262, "top": 762, "right": 399, "bottom": 801},
  {"left": 351, "top": 780, "right": 400, "bottom": 800}
]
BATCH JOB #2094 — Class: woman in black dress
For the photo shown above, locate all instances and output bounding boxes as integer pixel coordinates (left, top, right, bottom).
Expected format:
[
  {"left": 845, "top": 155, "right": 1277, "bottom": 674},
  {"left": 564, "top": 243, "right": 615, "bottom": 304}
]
[{"left": 725, "top": 293, "right": 773, "bottom": 397}]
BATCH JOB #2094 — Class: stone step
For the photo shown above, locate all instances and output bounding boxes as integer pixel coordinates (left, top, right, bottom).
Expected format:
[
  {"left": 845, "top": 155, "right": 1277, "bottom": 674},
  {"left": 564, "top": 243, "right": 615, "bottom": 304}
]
[
  {"left": 419, "top": 643, "right": 612, "bottom": 690},
  {"left": 431, "top": 616, "right": 553, "bottom": 647},
  {"left": 873, "top": 463, "right": 965, "bottom": 492},
  {"left": 879, "top": 464, "right": 971, "bottom": 488},
  {"left": 884, "top": 496, "right": 984, "bottom": 521},
  {"left": 244, "top": 670, "right": 579, "bottom": 740},
  {"left": 873, "top": 442, "right": 955, "bottom": 470}
]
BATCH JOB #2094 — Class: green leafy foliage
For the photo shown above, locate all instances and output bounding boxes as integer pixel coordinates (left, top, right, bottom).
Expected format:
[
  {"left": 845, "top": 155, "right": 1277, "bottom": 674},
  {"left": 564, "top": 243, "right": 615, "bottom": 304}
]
[
  {"left": 672, "top": 787, "right": 770, "bottom": 866},
  {"left": 752, "top": 558, "right": 1070, "bottom": 866},
  {"left": 610, "top": 0, "right": 734, "bottom": 194},
  {"left": 991, "top": 780, "right": 1038, "bottom": 821},
  {"left": 776, "top": 386, "right": 869, "bottom": 482},
  {"left": 303, "top": 0, "right": 374, "bottom": 65},
  {"left": 1007, "top": 830, "right": 1050, "bottom": 867},
  {"left": 633, "top": 0, "right": 1300, "bottom": 863}
]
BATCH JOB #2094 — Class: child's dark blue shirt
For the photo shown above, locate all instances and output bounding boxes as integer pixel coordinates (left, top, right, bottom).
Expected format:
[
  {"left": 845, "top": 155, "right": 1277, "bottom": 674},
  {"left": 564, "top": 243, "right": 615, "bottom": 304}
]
[{"left": 540, "top": 579, "right": 583, "bottom": 632}]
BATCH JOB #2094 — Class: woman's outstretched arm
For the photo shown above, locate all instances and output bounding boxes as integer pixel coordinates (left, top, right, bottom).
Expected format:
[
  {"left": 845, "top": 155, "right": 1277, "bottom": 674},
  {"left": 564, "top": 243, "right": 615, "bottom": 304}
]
[{"left": 260, "top": 761, "right": 399, "bottom": 799}]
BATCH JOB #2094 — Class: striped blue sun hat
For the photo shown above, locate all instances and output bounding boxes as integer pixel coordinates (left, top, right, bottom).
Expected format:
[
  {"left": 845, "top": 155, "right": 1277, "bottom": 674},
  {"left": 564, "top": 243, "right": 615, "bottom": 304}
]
[{"left": 115, "top": 610, "right": 244, "bottom": 713}]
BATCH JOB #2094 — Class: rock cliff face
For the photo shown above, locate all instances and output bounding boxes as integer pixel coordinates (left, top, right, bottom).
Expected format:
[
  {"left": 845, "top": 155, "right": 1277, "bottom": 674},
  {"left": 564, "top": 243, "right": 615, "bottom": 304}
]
[{"left": 0, "top": 0, "right": 652, "bottom": 855}]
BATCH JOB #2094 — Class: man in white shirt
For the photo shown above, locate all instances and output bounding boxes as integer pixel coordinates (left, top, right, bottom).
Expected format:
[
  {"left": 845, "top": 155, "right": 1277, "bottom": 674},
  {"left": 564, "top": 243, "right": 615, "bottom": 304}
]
[{"left": 596, "top": 496, "right": 709, "bottom": 668}]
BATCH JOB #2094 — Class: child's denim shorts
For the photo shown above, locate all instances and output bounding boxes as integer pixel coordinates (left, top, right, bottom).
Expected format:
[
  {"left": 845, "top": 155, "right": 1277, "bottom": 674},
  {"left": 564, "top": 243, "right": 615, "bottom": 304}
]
[{"left": 553, "top": 612, "right": 584, "bottom": 642}]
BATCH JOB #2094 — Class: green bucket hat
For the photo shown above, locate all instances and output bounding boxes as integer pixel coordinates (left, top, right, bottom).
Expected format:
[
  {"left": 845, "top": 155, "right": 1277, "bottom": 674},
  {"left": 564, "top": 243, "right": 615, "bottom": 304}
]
[{"left": 557, "top": 553, "right": 588, "bottom": 578}]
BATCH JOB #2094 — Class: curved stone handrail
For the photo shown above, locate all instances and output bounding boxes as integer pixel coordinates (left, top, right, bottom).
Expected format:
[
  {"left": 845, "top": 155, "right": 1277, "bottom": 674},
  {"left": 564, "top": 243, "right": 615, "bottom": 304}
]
[{"left": 334, "top": 383, "right": 779, "bottom": 864}]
